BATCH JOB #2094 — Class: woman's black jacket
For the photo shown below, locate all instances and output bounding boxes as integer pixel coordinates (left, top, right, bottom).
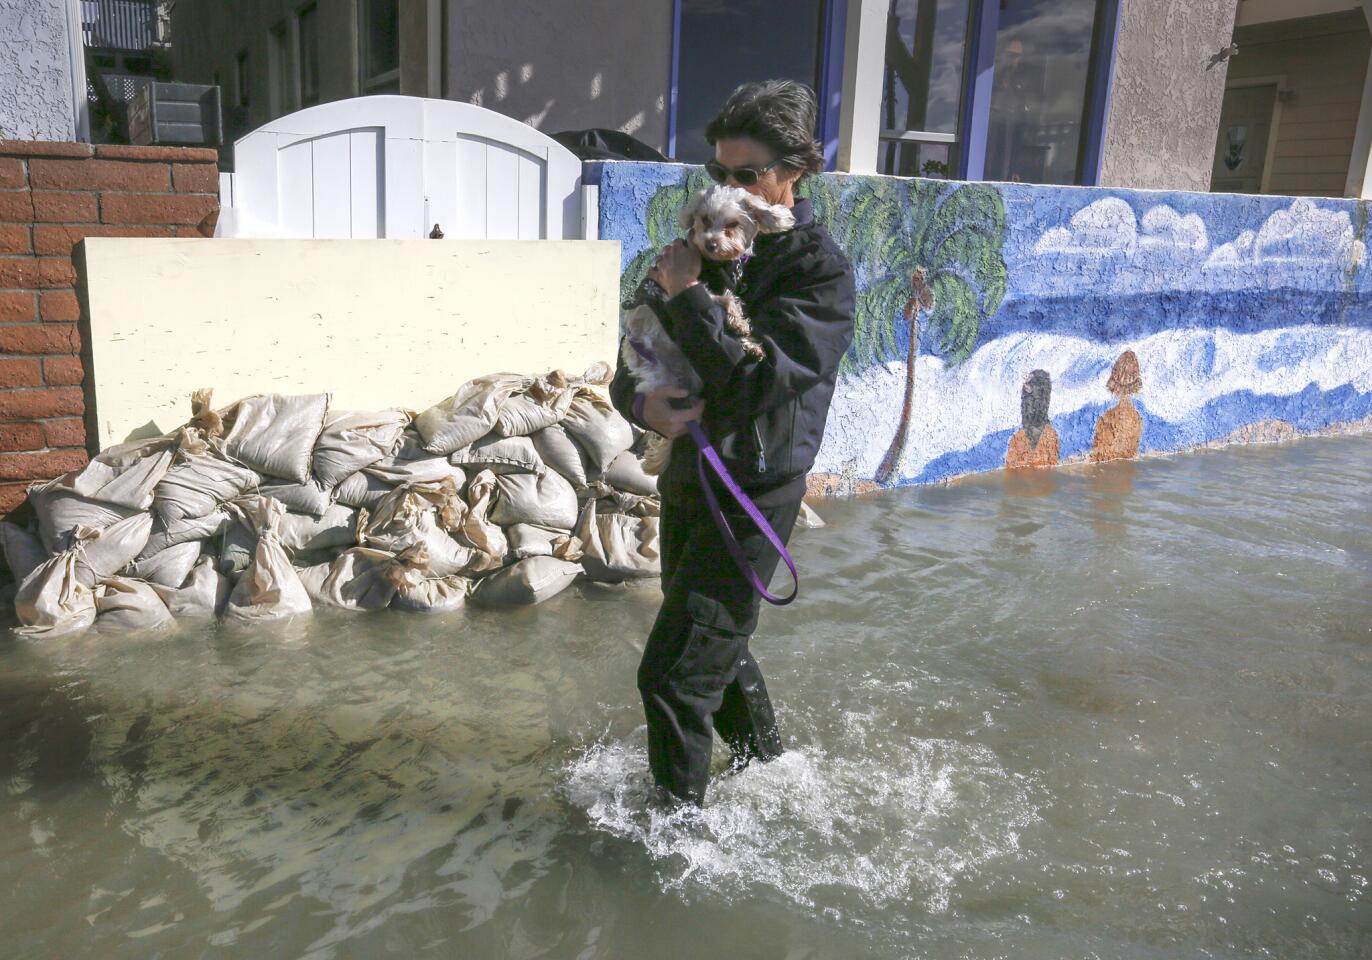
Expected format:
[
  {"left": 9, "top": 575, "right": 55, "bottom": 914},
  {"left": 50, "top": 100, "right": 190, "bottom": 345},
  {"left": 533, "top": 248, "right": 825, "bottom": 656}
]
[{"left": 610, "top": 198, "right": 856, "bottom": 503}]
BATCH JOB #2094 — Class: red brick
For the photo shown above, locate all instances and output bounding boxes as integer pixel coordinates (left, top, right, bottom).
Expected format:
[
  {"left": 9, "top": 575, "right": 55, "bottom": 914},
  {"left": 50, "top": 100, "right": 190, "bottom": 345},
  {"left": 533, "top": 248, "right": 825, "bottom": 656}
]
[
  {"left": 42, "top": 417, "right": 85, "bottom": 448},
  {"left": 0, "top": 190, "right": 34, "bottom": 222},
  {"left": 0, "top": 358, "right": 42, "bottom": 388},
  {"left": 0, "top": 422, "right": 45, "bottom": 452},
  {"left": 0, "top": 257, "right": 76, "bottom": 289},
  {"left": 0, "top": 387, "right": 84, "bottom": 420},
  {"left": 42, "top": 355, "right": 84, "bottom": 386},
  {"left": 0, "top": 324, "right": 80, "bottom": 354},
  {"left": 0, "top": 159, "right": 23, "bottom": 190},
  {"left": 0, "top": 141, "right": 92, "bottom": 159},
  {"left": 0, "top": 448, "right": 89, "bottom": 481},
  {"left": 0, "top": 223, "right": 31, "bottom": 254},
  {"left": 172, "top": 162, "right": 220, "bottom": 193},
  {"left": 33, "top": 223, "right": 176, "bottom": 255},
  {"left": 38, "top": 290, "right": 78, "bottom": 322},
  {"left": 30, "top": 157, "right": 170, "bottom": 192},
  {"left": 0, "top": 482, "right": 29, "bottom": 515},
  {"left": 95, "top": 144, "right": 217, "bottom": 162},
  {"left": 0, "top": 292, "right": 36, "bottom": 323},
  {"left": 101, "top": 192, "right": 218, "bottom": 225},
  {"left": 31, "top": 191, "right": 98, "bottom": 223}
]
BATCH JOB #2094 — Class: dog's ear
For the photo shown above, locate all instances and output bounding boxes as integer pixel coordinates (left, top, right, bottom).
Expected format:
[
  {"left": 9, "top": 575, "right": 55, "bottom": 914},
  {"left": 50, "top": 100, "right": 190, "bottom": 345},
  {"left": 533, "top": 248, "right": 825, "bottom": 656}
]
[
  {"left": 676, "top": 190, "right": 708, "bottom": 232},
  {"left": 741, "top": 193, "right": 796, "bottom": 234}
]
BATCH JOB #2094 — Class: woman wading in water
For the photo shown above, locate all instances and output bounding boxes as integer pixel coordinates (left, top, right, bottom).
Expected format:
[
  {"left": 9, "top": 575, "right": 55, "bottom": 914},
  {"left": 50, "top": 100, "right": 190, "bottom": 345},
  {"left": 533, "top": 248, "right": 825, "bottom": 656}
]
[{"left": 610, "top": 81, "right": 855, "bottom": 806}]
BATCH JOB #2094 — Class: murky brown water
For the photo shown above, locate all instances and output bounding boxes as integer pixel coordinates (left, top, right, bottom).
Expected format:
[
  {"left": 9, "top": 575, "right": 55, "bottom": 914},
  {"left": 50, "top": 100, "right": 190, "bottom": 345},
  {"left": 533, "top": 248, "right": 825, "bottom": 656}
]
[{"left": 2, "top": 436, "right": 1370, "bottom": 959}]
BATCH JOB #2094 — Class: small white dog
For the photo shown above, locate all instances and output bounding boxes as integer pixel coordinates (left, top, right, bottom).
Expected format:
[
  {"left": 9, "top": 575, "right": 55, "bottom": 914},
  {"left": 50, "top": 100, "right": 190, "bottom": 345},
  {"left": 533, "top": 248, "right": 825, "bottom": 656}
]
[{"left": 621, "top": 185, "right": 795, "bottom": 473}]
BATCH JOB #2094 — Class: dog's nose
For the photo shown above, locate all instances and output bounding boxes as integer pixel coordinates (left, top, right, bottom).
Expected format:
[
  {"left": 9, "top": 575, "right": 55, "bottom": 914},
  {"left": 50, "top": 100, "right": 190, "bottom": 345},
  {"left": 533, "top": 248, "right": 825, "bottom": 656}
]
[{"left": 705, "top": 239, "right": 718, "bottom": 252}]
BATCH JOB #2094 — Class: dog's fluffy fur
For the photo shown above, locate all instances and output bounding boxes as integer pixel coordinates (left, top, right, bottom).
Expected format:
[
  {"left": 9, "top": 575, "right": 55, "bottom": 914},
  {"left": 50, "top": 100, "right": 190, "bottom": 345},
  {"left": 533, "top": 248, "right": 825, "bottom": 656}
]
[{"left": 621, "top": 186, "right": 795, "bottom": 473}]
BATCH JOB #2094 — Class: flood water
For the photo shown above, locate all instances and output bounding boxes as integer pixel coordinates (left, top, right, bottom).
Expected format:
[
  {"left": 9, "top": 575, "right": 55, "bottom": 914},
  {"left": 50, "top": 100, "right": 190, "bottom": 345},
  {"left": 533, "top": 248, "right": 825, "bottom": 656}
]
[{"left": 2, "top": 436, "right": 1370, "bottom": 959}]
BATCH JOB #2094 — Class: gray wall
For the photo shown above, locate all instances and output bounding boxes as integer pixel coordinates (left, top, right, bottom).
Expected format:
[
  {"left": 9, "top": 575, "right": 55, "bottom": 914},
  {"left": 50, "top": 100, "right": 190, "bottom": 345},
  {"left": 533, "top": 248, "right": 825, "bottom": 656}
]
[
  {"left": 445, "top": 0, "right": 674, "bottom": 152},
  {"left": 0, "top": 0, "right": 77, "bottom": 140},
  {"left": 1098, "top": 0, "right": 1240, "bottom": 191}
]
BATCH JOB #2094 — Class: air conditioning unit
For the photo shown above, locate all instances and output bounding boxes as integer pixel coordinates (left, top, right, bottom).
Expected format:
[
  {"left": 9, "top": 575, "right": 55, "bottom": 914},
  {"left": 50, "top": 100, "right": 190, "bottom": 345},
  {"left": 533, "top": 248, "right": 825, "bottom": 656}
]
[{"left": 128, "top": 81, "right": 222, "bottom": 146}]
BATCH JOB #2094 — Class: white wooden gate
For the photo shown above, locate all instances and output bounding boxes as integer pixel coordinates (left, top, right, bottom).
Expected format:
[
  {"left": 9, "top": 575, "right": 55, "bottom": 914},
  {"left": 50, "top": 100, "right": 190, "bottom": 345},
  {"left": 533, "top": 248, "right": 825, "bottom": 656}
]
[{"left": 218, "top": 96, "right": 590, "bottom": 240}]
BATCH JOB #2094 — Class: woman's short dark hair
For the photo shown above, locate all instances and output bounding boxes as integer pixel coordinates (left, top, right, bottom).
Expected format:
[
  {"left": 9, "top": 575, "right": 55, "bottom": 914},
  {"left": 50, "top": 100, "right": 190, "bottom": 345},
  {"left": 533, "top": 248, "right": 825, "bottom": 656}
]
[{"left": 705, "top": 80, "right": 825, "bottom": 176}]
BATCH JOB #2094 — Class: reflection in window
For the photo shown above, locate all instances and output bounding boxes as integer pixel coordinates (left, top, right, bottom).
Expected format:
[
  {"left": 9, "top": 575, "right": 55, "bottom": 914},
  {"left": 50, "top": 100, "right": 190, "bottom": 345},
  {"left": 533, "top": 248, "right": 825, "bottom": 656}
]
[
  {"left": 984, "top": 0, "right": 1102, "bottom": 185},
  {"left": 360, "top": 0, "right": 401, "bottom": 93},
  {"left": 675, "top": 0, "right": 825, "bottom": 163},
  {"left": 298, "top": 4, "right": 319, "bottom": 107},
  {"left": 878, "top": 0, "right": 971, "bottom": 178}
]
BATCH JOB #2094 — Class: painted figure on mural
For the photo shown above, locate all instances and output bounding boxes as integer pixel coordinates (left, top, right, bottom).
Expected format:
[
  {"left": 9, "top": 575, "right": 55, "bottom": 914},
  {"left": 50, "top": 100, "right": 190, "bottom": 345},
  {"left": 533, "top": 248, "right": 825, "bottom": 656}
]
[
  {"left": 1006, "top": 369, "right": 1059, "bottom": 469},
  {"left": 1090, "top": 350, "right": 1144, "bottom": 462}
]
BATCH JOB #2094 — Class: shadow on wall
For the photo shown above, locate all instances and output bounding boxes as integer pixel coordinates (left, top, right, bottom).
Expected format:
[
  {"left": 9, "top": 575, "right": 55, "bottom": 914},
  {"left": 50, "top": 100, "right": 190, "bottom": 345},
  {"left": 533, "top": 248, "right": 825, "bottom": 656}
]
[{"left": 599, "top": 164, "right": 1372, "bottom": 494}]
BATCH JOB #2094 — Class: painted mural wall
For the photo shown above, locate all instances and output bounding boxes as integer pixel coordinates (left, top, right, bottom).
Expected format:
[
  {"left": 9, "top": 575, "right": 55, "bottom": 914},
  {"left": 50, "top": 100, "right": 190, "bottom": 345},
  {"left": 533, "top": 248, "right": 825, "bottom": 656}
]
[{"left": 597, "top": 161, "right": 1372, "bottom": 491}]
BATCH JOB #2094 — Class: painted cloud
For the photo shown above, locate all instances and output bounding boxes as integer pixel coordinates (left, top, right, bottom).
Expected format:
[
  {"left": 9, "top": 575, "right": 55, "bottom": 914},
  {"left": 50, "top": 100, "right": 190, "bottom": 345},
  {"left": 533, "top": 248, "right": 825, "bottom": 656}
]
[{"left": 1204, "top": 198, "right": 1366, "bottom": 273}]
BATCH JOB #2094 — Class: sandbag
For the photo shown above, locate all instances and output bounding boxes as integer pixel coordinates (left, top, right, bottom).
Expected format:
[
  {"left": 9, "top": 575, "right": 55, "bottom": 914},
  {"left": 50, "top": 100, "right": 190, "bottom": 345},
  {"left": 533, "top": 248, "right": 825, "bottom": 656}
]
[
  {"left": 458, "top": 470, "right": 509, "bottom": 560},
  {"left": 312, "top": 409, "right": 411, "bottom": 488},
  {"left": 153, "top": 449, "right": 259, "bottom": 525},
  {"left": 450, "top": 434, "right": 545, "bottom": 475},
  {"left": 95, "top": 577, "right": 175, "bottom": 632},
  {"left": 77, "top": 513, "right": 154, "bottom": 585},
  {"left": 28, "top": 477, "right": 142, "bottom": 554},
  {"left": 413, "top": 373, "right": 530, "bottom": 455},
  {"left": 561, "top": 392, "right": 633, "bottom": 479},
  {"left": 605, "top": 449, "right": 658, "bottom": 497},
  {"left": 56, "top": 437, "right": 177, "bottom": 509},
  {"left": 13, "top": 548, "right": 96, "bottom": 638},
  {"left": 531, "top": 424, "right": 588, "bottom": 488},
  {"left": 297, "top": 545, "right": 428, "bottom": 611},
  {"left": 222, "top": 497, "right": 312, "bottom": 623},
  {"left": 1, "top": 521, "right": 47, "bottom": 585},
  {"left": 491, "top": 469, "right": 579, "bottom": 531},
  {"left": 575, "top": 498, "right": 660, "bottom": 582},
  {"left": 140, "top": 509, "right": 230, "bottom": 559},
  {"left": 392, "top": 574, "right": 472, "bottom": 613},
  {"left": 358, "top": 488, "right": 494, "bottom": 577},
  {"left": 218, "top": 517, "right": 256, "bottom": 575},
  {"left": 469, "top": 556, "right": 581, "bottom": 607},
  {"left": 493, "top": 381, "right": 575, "bottom": 437},
  {"left": 506, "top": 523, "right": 584, "bottom": 561},
  {"left": 127, "top": 539, "right": 201, "bottom": 588},
  {"left": 258, "top": 478, "right": 334, "bottom": 517},
  {"left": 364, "top": 455, "right": 467, "bottom": 489},
  {"left": 797, "top": 502, "right": 826, "bottom": 529},
  {"left": 221, "top": 393, "right": 330, "bottom": 484},
  {"left": 334, "top": 470, "right": 392, "bottom": 510},
  {"left": 278, "top": 504, "right": 358, "bottom": 556},
  {"left": 151, "top": 557, "right": 228, "bottom": 617}
]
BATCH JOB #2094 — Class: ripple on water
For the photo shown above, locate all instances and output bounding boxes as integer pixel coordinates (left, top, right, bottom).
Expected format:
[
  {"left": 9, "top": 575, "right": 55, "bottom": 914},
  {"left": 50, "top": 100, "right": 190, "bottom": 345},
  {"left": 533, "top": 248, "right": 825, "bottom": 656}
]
[{"left": 561, "top": 728, "right": 1040, "bottom": 916}]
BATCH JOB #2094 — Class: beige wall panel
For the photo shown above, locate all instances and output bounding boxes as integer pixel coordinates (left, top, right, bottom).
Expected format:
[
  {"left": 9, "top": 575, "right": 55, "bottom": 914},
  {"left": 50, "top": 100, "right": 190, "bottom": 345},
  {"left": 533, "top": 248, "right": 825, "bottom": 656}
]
[{"left": 81, "top": 238, "right": 620, "bottom": 449}]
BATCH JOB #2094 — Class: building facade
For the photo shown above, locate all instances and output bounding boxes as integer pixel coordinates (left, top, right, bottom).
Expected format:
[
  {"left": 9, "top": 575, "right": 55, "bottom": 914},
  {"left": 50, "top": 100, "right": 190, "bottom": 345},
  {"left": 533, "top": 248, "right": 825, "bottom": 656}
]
[{"left": 157, "top": 0, "right": 1372, "bottom": 197}]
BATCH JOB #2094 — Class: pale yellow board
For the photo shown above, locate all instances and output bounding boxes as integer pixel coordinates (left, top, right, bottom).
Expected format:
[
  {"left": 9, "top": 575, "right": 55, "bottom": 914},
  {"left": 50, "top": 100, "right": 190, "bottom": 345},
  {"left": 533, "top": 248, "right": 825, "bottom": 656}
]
[{"left": 82, "top": 238, "right": 621, "bottom": 448}]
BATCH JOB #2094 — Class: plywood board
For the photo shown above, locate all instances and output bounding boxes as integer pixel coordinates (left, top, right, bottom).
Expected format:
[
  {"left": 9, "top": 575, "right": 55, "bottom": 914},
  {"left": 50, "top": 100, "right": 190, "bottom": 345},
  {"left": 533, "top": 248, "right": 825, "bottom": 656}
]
[{"left": 81, "top": 238, "right": 620, "bottom": 448}]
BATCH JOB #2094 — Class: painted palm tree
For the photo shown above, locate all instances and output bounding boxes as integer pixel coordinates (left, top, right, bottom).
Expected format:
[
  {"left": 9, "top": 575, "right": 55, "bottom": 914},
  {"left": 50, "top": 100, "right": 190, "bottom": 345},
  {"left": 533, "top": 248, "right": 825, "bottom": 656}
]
[
  {"left": 807, "top": 176, "right": 1008, "bottom": 485},
  {"left": 619, "top": 168, "right": 712, "bottom": 304}
]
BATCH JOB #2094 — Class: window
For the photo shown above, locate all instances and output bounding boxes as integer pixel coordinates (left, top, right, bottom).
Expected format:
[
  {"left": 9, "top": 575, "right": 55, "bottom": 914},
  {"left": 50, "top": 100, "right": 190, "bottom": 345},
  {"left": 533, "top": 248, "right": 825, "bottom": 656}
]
[
  {"left": 360, "top": 0, "right": 400, "bottom": 93},
  {"left": 235, "top": 50, "right": 250, "bottom": 107},
  {"left": 298, "top": 4, "right": 320, "bottom": 106},
  {"left": 879, "top": 0, "right": 973, "bottom": 179},
  {"left": 674, "top": 0, "right": 827, "bottom": 163},
  {"left": 983, "top": 0, "right": 1104, "bottom": 184},
  {"left": 270, "top": 21, "right": 292, "bottom": 114}
]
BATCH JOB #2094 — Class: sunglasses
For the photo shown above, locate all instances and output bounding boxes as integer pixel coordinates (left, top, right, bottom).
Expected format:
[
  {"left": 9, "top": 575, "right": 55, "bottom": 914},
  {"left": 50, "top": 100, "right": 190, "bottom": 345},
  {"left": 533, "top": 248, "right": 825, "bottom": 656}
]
[{"left": 704, "top": 157, "right": 788, "bottom": 186}]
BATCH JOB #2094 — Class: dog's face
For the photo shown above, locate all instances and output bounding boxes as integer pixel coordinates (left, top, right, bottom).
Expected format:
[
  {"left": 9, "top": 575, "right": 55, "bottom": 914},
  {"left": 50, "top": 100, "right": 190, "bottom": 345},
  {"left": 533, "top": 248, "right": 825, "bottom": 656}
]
[{"left": 677, "top": 186, "right": 795, "bottom": 261}]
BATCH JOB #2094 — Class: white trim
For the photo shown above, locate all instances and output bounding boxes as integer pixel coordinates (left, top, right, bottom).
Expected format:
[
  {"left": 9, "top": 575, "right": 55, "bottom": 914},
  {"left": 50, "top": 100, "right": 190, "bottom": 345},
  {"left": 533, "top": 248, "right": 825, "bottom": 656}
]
[
  {"left": 64, "top": 0, "right": 90, "bottom": 141},
  {"left": 1345, "top": 5, "right": 1372, "bottom": 198},
  {"left": 878, "top": 129, "right": 958, "bottom": 144},
  {"left": 1236, "top": 0, "right": 1358, "bottom": 29},
  {"left": 1223, "top": 74, "right": 1286, "bottom": 194},
  {"left": 836, "top": 0, "right": 887, "bottom": 173}
]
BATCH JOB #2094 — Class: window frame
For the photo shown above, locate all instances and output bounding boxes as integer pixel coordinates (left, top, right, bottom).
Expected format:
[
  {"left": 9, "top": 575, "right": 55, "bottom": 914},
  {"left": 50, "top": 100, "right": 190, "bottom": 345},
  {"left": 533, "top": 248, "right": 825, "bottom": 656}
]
[
  {"left": 235, "top": 49, "right": 250, "bottom": 108},
  {"left": 358, "top": 0, "right": 402, "bottom": 94},
  {"left": 297, "top": 2, "right": 320, "bottom": 107}
]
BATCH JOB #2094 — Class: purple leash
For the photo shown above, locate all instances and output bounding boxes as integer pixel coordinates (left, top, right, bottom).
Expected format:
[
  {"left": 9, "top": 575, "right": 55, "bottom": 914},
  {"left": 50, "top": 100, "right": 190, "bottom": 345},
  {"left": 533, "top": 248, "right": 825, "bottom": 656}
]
[{"left": 685, "top": 419, "right": 799, "bottom": 606}]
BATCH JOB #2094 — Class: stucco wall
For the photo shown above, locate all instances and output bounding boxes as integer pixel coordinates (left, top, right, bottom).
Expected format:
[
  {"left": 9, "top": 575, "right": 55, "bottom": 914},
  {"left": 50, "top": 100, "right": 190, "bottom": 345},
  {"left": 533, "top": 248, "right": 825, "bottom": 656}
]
[
  {"left": 80, "top": 238, "right": 620, "bottom": 448},
  {"left": 0, "top": 0, "right": 76, "bottom": 141},
  {"left": 1098, "top": 0, "right": 1239, "bottom": 191},
  {"left": 445, "top": 0, "right": 673, "bottom": 151},
  {"left": 599, "top": 161, "right": 1372, "bottom": 492}
]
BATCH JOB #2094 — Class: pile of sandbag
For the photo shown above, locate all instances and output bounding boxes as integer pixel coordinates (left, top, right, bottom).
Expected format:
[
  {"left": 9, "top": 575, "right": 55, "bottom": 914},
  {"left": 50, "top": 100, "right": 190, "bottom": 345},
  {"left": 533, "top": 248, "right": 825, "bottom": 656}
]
[{"left": 0, "top": 363, "right": 663, "bottom": 637}]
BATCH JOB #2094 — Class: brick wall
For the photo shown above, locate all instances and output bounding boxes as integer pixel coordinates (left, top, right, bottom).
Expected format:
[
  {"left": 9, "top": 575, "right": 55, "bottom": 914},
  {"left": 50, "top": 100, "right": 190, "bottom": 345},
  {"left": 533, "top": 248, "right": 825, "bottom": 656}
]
[{"left": 0, "top": 141, "right": 220, "bottom": 517}]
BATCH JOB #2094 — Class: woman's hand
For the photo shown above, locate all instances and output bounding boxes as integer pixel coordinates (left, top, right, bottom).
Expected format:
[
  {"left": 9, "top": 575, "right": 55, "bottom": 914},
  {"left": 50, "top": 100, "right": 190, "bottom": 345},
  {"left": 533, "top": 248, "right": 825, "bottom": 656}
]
[
  {"left": 640, "top": 387, "right": 703, "bottom": 438},
  {"left": 647, "top": 239, "right": 701, "bottom": 299}
]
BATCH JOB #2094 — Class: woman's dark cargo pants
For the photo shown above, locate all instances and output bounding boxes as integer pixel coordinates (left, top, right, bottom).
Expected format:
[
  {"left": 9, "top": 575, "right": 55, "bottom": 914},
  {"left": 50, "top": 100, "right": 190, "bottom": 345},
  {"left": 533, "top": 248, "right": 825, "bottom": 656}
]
[{"left": 636, "top": 485, "right": 802, "bottom": 805}]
